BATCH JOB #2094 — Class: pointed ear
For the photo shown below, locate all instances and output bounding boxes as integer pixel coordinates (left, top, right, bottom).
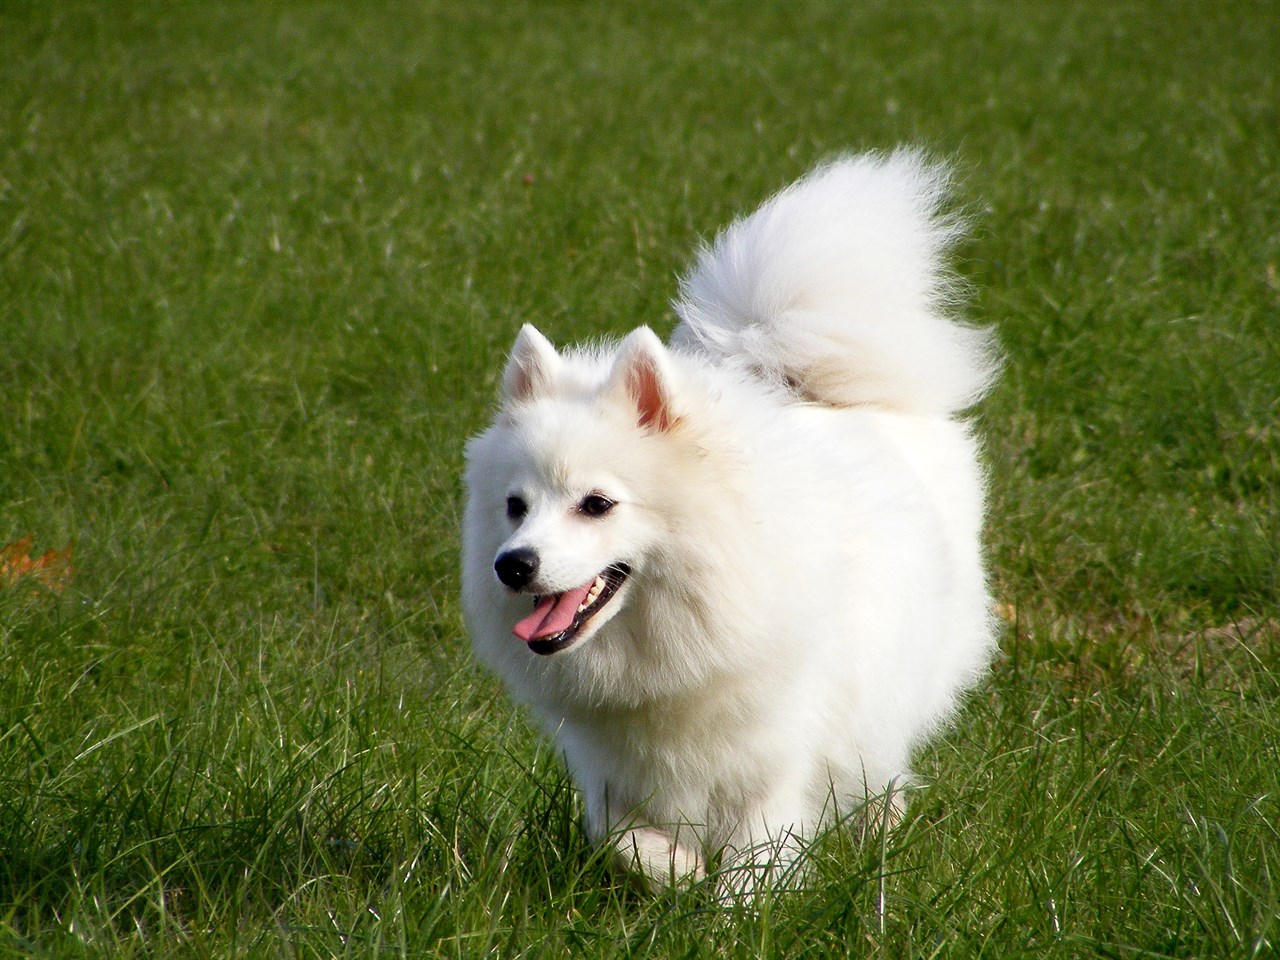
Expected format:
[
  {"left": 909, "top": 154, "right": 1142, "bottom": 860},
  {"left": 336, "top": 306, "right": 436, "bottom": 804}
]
[
  {"left": 502, "top": 324, "right": 560, "bottom": 402},
  {"left": 607, "top": 327, "right": 680, "bottom": 432}
]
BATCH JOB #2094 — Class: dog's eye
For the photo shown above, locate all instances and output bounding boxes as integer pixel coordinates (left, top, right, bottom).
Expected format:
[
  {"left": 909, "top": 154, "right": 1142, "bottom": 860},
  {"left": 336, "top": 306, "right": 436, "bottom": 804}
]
[
  {"left": 506, "top": 496, "right": 528, "bottom": 520},
  {"left": 578, "top": 494, "right": 616, "bottom": 518}
]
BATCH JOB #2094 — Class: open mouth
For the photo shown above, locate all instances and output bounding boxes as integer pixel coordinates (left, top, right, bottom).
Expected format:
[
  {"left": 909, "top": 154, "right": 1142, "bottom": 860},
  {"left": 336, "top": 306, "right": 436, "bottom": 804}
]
[{"left": 513, "top": 563, "right": 631, "bottom": 655}]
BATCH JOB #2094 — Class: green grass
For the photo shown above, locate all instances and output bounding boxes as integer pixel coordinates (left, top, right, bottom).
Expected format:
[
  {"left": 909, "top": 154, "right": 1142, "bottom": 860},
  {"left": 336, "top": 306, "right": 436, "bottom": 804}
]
[{"left": 2, "top": 1, "right": 1277, "bottom": 956}]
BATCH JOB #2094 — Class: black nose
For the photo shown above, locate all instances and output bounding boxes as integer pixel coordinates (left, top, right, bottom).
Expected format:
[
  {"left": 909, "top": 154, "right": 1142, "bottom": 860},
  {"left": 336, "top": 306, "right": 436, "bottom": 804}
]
[{"left": 494, "top": 548, "right": 539, "bottom": 590}]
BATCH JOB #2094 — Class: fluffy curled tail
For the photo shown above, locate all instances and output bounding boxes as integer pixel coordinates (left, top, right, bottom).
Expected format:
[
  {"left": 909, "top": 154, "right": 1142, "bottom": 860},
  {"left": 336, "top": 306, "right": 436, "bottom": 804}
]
[{"left": 670, "top": 150, "right": 1000, "bottom": 415}]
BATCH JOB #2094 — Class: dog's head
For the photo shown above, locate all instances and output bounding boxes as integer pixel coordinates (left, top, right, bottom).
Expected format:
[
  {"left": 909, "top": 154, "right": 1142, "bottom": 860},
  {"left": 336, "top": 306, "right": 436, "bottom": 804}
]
[{"left": 463, "top": 325, "right": 683, "bottom": 657}]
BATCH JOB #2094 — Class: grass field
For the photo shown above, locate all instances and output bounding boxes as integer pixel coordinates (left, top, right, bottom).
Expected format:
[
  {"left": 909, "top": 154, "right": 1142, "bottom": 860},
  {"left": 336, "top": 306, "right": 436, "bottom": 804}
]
[{"left": 2, "top": 1, "right": 1278, "bottom": 956}]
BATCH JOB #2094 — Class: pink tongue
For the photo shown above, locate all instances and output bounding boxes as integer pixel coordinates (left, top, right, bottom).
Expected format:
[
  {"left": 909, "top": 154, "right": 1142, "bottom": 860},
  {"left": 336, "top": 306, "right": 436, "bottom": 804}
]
[{"left": 513, "top": 580, "right": 595, "bottom": 642}]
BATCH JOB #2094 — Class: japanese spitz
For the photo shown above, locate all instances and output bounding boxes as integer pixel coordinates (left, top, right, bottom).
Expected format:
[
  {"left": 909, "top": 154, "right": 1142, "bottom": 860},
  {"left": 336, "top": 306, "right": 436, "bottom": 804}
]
[{"left": 462, "top": 150, "right": 1000, "bottom": 893}]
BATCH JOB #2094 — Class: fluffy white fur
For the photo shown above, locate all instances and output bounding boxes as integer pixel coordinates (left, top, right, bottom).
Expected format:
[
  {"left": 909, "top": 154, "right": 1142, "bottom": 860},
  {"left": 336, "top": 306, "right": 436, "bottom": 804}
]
[{"left": 461, "top": 150, "right": 1000, "bottom": 893}]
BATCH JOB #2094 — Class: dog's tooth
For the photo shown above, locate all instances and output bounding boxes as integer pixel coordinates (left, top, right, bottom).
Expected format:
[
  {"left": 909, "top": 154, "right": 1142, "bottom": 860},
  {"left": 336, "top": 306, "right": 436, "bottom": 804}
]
[{"left": 577, "top": 576, "right": 606, "bottom": 614}]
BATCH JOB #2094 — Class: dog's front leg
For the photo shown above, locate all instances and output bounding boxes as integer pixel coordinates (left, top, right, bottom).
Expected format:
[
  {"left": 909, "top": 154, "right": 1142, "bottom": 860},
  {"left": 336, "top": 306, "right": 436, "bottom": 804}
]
[
  {"left": 611, "top": 823, "right": 705, "bottom": 891},
  {"left": 584, "top": 787, "right": 705, "bottom": 891},
  {"left": 717, "top": 791, "right": 811, "bottom": 899}
]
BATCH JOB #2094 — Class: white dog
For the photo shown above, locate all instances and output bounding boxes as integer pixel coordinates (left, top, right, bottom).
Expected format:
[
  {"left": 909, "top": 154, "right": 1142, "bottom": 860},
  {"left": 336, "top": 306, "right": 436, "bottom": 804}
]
[{"left": 461, "top": 150, "right": 1000, "bottom": 893}]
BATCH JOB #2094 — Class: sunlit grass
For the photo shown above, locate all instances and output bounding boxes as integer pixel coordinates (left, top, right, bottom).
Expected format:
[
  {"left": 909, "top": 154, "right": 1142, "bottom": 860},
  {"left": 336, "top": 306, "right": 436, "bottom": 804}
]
[{"left": 1, "top": 1, "right": 1277, "bottom": 956}]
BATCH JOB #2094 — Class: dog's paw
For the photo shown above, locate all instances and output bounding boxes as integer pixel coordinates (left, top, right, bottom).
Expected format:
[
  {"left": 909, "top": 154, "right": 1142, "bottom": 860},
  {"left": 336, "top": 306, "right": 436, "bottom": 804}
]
[{"left": 611, "top": 825, "right": 705, "bottom": 891}]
